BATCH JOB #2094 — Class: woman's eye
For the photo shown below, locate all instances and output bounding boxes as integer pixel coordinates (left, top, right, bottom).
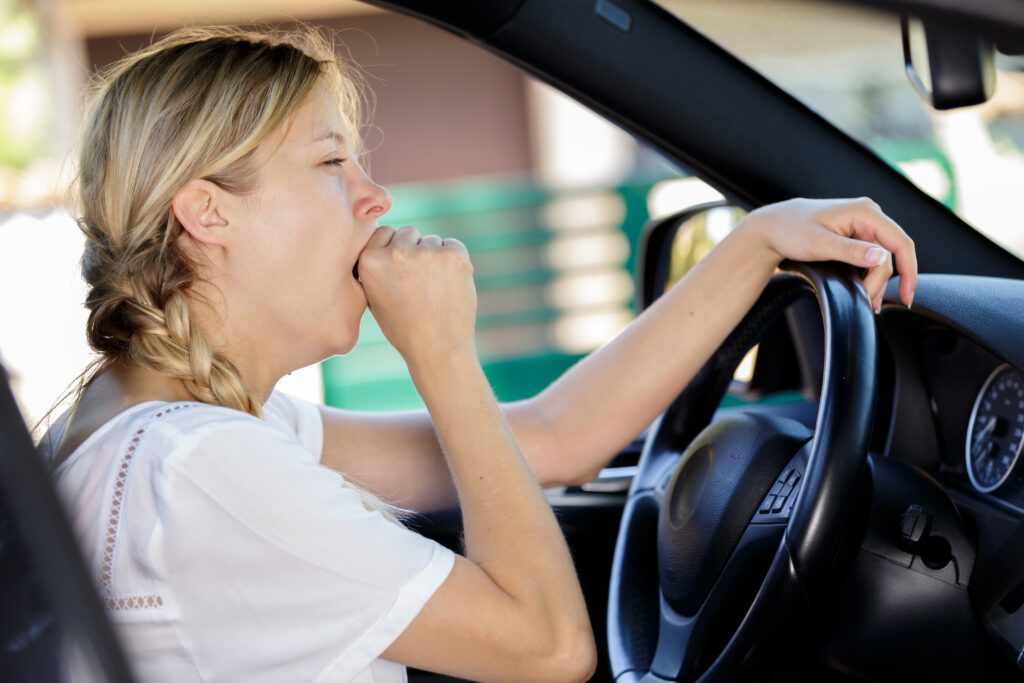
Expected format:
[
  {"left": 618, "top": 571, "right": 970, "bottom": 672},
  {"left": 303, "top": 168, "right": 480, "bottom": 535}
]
[{"left": 323, "top": 158, "right": 346, "bottom": 167}]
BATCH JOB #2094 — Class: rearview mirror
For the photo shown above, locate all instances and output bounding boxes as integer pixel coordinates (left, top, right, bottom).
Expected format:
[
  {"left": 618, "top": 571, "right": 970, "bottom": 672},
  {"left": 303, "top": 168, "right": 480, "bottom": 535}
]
[{"left": 902, "top": 15, "right": 995, "bottom": 110}]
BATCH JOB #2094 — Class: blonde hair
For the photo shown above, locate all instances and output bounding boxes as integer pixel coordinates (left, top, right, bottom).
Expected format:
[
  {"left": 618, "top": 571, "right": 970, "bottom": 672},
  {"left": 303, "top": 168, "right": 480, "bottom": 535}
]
[{"left": 77, "top": 25, "right": 364, "bottom": 418}]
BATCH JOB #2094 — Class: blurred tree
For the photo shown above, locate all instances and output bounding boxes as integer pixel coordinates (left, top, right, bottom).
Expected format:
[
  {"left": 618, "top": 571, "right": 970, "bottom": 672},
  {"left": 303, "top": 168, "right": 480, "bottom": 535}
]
[{"left": 0, "top": 0, "right": 49, "bottom": 171}]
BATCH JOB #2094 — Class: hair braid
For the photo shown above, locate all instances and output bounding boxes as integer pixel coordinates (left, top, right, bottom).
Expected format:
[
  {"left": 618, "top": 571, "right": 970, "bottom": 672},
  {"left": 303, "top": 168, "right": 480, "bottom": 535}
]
[{"left": 82, "top": 224, "right": 263, "bottom": 416}]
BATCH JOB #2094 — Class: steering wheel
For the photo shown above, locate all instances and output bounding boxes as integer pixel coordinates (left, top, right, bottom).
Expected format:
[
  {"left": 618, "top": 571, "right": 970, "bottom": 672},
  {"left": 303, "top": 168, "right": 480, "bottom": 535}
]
[{"left": 607, "top": 262, "right": 877, "bottom": 683}]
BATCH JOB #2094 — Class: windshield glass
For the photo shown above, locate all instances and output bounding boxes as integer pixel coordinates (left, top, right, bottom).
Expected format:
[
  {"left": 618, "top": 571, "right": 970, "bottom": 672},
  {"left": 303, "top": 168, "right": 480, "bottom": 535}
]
[{"left": 655, "top": 0, "right": 1024, "bottom": 259}]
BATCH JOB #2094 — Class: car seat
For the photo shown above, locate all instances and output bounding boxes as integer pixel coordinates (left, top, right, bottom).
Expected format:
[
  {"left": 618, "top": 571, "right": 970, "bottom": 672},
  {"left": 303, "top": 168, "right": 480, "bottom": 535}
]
[{"left": 0, "top": 360, "right": 134, "bottom": 682}]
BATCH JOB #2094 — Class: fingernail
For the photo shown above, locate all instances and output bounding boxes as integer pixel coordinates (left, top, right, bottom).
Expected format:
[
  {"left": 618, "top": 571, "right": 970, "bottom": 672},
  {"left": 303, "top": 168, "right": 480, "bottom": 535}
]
[
  {"left": 874, "top": 299, "right": 882, "bottom": 315},
  {"left": 865, "top": 247, "right": 888, "bottom": 267},
  {"left": 907, "top": 289, "right": 914, "bottom": 309}
]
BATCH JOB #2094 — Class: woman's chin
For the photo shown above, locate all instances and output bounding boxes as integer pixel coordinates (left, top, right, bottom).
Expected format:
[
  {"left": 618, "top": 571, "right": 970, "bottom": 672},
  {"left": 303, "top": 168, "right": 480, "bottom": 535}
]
[
  {"left": 335, "top": 338, "right": 359, "bottom": 356},
  {"left": 331, "top": 326, "right": 361, "bottom": 357}
]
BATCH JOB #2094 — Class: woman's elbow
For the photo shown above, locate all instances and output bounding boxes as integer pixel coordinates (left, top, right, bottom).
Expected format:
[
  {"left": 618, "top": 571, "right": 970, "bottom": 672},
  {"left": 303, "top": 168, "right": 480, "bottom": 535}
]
[
  {"left": 531, "top": 622, "right": 598, "bottom": 683},
  {"left": 564, "top": 631, "right": 599, "bottom": 683}
]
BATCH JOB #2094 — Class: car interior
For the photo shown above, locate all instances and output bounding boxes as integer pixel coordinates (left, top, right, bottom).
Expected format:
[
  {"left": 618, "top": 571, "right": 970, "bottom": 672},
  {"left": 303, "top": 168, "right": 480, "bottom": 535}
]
[{"left": 3, "top": 0, "right": 1024, "bottom": 681}]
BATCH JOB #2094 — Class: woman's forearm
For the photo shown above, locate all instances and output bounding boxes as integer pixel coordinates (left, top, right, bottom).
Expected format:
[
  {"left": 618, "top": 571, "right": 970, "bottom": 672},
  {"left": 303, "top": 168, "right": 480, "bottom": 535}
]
[
  {"left": 406, "top": 348, "right": 594, "bottom": 664},
  {"left": 518, "top": 221, "right": 780, "bottom": 486},
  {"left": 518, "top": 197, "right": 916, "bottom": 487}
]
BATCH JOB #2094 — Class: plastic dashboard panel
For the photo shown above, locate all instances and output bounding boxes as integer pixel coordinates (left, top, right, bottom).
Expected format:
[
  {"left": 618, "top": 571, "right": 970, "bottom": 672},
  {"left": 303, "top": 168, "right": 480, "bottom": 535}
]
[
  {"left": 882, "top": 274, "right": 1024, "bottom": 674},
  {"left": 881, "top": 274, "right": 1024, "bottom": 509},
  {"left": 884, "top": 274, "right": 1024, "bottom": 372}
]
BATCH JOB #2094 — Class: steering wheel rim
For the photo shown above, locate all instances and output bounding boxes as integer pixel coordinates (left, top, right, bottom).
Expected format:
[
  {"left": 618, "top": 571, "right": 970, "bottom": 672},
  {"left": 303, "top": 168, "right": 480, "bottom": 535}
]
[{"left": 607, "top": 262, "right": 877, "bottom": 682}]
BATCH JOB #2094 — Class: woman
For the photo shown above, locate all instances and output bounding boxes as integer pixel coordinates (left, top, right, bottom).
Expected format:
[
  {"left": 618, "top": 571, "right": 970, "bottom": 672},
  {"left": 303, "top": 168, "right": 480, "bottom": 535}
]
[{"left": 47, "top": 25, "right": 915, "bottom": 683}]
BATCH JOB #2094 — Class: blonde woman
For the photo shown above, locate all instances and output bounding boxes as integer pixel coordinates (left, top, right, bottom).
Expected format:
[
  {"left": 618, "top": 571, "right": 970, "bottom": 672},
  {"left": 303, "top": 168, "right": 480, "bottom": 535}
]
[{"left": 45, "top": 26, "right": 916, "bottom": 683}]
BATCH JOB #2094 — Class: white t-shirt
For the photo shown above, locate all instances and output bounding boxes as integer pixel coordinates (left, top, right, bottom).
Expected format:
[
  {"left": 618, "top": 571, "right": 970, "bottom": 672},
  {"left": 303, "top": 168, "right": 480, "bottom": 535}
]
[{"left": 48, "top": 392, "right": 455, "bottom": 682}]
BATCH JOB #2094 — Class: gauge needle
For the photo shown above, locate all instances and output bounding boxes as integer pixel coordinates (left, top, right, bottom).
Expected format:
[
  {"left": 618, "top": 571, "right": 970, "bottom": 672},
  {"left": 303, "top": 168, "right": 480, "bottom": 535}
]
[{"left": 974, "top": 416, "right": 997, "bottom": 451}]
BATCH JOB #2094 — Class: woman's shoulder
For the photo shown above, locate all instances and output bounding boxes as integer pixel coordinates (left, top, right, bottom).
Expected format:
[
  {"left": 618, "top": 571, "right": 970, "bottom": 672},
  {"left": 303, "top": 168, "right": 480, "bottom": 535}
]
[
  {"left": 45, "top": 365, "right": 271, "bottom": 470},
  {"left": 114, "top": 398, "right": 310, "bottom": 466},
  {"left": 44, "top": 399, "right": 166, "bottom": 475},
  {"left": 57, "top": 396, "right": 296, "bottom": 468},
  {"left": 49, "top": 400, "right": 235, "bottom": 474}
]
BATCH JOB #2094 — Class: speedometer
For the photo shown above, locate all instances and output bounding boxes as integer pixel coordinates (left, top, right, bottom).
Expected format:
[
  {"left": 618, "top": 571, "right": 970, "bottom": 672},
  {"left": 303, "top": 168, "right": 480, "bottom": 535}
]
[{"left": 966, "top": 364, "right": 1024, "bottom": 493}]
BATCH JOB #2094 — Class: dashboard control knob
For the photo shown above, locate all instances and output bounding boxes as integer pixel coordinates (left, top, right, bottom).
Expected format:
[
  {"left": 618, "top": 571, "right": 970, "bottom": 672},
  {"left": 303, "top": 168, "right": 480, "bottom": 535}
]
[{"left": 899, "top": 504, "right": 933, "bottom": 553}]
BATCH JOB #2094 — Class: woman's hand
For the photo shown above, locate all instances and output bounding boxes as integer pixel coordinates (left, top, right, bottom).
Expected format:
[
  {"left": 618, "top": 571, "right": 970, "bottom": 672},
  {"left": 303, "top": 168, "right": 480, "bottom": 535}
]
[
  {"left": 356, "top": 225, "right": 477, "bottom": 368},
  {"left": 737, "top": 197, "right": 917, "bottom": 312}
]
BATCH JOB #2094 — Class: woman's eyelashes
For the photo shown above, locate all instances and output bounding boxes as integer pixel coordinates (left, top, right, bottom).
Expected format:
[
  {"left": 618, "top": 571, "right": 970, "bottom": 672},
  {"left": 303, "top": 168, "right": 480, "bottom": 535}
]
[{"left": 322, "top": 157, "right": 347, "bottom": 168}]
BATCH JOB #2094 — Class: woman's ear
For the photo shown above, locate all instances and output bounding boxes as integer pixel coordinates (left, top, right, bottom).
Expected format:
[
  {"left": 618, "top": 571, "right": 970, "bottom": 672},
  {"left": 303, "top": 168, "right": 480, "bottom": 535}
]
[{"left": 171, "top": 179, "right": 230, "bottom": 246}]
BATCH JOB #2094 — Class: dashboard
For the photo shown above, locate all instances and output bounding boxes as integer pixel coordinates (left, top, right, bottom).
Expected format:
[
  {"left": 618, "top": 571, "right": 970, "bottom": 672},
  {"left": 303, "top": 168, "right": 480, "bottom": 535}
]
[
  {"left": 733, "top": 273, "right": 1024, "bottom": 679},
  {"left": 879, "top": 274, "right": 1024, "bottom": 524},
  {"left": 870, "top": 274, "right": 1024, "bottom": 677}
]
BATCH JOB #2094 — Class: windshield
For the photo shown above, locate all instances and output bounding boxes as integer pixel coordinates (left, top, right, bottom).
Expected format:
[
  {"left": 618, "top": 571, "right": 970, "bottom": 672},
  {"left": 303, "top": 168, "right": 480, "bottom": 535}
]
[{"left": 655, "top": 0, "right": 1024, "bottom": 260}]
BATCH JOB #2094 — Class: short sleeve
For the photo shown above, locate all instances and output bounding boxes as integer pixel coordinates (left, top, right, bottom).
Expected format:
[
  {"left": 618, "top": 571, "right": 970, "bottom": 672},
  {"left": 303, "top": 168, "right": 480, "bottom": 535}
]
[
  {"left": 154, "top": 412, "right": 455, "bottom": 683},
  {"left": 263, "top": 390, "right": 324, "bottom": 462}
]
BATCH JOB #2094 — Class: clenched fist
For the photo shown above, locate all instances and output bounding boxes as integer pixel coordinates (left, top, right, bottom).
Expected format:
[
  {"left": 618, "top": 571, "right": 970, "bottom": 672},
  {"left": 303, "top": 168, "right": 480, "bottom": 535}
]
[{"left": 356, "top": 225, "right": 478, "bottom": 369}]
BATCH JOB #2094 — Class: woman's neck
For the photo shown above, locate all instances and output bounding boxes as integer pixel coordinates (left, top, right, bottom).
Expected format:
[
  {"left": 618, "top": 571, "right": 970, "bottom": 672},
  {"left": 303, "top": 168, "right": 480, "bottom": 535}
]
[{"left": 102, "top": 362, "right": 196, "bottom": 404}]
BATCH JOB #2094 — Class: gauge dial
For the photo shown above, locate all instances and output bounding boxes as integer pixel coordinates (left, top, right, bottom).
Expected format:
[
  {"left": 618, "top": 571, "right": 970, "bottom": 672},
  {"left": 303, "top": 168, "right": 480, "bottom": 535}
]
[{"left": 966, "top": 364, "right": 1024, "bottom": 493}]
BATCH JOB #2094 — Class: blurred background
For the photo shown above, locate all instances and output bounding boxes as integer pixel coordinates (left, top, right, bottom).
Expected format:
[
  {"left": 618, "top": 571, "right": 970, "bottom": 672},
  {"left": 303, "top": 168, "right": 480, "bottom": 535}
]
[{"left": 1, "top": 0, "right": 1023, "bottom": 428}]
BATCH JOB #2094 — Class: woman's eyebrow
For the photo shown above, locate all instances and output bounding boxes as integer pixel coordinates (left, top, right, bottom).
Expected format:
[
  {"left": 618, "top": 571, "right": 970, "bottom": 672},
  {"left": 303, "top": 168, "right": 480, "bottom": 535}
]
[{"left": 311, "top": 130, "right": 346, "bottom": 146}]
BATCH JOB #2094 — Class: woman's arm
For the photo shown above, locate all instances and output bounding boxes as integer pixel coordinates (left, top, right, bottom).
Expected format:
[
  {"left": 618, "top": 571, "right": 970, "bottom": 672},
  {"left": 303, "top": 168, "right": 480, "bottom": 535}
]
[
  {"left": 519, "top": 197, "right": 916, "bottom": 483},
  {"left": 356, "top": 226, "right": 595, "bottom": 682},
  {"left": 318, "top": 400, "right": 548, "bottom": 512},
  {"left": 321, "top": 198, "right": 917, "bottom": 512}
]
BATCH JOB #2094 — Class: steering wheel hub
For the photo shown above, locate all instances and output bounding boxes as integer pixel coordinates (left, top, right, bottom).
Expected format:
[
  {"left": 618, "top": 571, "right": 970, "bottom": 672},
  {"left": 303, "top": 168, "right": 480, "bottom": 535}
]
[
  {"left": 665, "top": 444, "right": 712, "bottom": 529},
  {"left": 658, "top": 414, "right": 812, "bottom": 616}
]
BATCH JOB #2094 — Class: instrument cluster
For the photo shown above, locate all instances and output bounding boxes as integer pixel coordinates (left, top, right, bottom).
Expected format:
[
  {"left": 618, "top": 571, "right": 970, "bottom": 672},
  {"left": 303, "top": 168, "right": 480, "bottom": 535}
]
[
  {"left": 965, "top": 365, "right": 1024, "bottom": 495},
  {"left": 878, "top": 318, "right": 1024, "bottom": 515}
]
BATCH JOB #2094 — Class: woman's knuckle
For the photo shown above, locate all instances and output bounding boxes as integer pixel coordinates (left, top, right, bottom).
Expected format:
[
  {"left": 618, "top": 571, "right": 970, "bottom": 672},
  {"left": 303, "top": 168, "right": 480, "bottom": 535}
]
[{"left": 857, "top": 195, "right": 876, "bottom": 207}]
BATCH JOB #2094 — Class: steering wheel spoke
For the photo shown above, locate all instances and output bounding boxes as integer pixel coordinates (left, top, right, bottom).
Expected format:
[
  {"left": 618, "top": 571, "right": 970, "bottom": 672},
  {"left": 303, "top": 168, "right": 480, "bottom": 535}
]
[{"left": 650, "top": 593, "right": 701, "bottom": 681}]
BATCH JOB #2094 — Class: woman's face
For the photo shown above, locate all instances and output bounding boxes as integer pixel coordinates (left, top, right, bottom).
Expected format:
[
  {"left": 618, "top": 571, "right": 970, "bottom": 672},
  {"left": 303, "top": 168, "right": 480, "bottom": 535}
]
[{"left": 227, "top": 83, "right": 391, "bottom": 373}]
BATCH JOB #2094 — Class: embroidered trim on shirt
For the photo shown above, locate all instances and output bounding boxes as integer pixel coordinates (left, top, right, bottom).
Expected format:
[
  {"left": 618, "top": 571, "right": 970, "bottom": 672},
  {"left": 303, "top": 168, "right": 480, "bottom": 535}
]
[
  {"left": 106, "top": 594, "right": 165, "bottom": 610},
  {"left": 100, "top": 403, "right": 196, "bottom": 611}
]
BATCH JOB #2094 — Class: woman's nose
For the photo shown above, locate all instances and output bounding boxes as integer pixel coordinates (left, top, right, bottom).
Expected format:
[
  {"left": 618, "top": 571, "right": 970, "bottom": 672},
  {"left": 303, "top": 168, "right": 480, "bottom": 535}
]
[{"left": 354, "top": 177, "right": 392, "bottom": 219}]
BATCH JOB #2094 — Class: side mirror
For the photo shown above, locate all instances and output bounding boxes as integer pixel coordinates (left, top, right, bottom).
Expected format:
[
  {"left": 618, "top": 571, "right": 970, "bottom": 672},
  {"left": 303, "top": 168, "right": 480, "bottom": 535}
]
[
  {"left": 902, "top": 15, "right": 995, "bottom": 110},
  {"left": 636, "top": 201, "right": 746, "bottom": 311}
]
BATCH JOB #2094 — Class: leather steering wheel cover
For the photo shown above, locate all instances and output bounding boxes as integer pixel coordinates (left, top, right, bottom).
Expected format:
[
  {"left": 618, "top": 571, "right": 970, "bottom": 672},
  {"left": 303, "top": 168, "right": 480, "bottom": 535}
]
[
  {"left": 783, "top": 262, "right": 877, "bottom": 599},
  {"left": 607, "top": 262, "right": 877, "bottom": 682}
]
